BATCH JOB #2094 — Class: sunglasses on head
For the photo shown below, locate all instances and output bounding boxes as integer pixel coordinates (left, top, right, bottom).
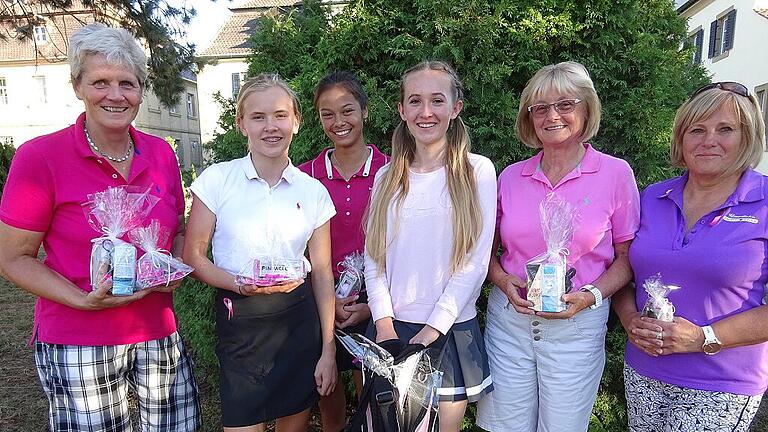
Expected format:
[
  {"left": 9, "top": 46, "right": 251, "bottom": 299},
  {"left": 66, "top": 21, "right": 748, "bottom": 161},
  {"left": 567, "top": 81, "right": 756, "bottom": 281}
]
[{"left": 690, "top": 81, "right": 750, "bottom": 99}]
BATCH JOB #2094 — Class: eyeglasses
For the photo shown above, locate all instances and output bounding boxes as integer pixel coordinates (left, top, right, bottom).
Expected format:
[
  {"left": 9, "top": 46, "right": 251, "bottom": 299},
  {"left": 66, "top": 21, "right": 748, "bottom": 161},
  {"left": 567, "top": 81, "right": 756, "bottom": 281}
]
[
  {"left": 527, "top": 99, "right": 582, "bottom": 118},
  {"left": 690, "top": 82, "right": 750, "bottom": 99}
]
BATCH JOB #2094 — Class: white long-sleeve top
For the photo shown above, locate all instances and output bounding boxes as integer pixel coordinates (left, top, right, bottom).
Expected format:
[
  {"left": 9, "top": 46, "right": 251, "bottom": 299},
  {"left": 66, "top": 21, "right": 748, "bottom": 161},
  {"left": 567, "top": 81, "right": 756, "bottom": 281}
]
[{"left": 364, "top": 153, "right": 497, "bottom": 334}]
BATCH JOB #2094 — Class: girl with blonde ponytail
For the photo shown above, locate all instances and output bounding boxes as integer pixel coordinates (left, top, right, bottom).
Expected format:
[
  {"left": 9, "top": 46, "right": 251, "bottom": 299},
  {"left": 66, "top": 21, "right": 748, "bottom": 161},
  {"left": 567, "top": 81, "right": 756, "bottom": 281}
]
[{"left": 364, "top": 61, "right": 497, "bottom": 431}]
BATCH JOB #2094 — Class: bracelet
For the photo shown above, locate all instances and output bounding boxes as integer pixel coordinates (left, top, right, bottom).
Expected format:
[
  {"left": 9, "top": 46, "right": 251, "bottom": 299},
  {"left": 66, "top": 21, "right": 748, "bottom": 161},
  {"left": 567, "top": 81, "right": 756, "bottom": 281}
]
[{"left": 237, "top": 284, "right": 244, "bottom": 296}]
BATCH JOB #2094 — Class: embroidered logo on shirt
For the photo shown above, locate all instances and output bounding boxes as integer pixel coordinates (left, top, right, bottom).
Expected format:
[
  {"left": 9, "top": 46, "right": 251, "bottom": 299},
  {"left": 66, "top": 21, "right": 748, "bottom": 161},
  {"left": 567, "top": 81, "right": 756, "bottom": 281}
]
[{"left": 722, "top": 213, "right": 758, "bottom": 224}]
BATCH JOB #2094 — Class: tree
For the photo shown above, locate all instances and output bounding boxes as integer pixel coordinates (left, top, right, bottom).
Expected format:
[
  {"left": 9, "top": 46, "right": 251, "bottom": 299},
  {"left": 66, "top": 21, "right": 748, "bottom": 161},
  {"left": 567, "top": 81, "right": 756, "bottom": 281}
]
[
  {"left": 0, "top": 0, "right": 200, "bottom": 106},
  {"left": 209, "top": 0, "right": 708, "bottom": 187},
  {"left": 0, "top": 141, "right": 15, "bottom": 199}
]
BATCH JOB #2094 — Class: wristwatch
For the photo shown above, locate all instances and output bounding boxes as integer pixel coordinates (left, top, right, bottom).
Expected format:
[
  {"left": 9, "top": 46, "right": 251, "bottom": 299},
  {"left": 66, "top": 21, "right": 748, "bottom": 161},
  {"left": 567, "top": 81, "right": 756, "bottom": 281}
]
[
  {"left": 701, "top": 325, "right": 723, "bottom": 355},
  {"left": 580, "top": 284, "right": 602, "bottom": 309}
]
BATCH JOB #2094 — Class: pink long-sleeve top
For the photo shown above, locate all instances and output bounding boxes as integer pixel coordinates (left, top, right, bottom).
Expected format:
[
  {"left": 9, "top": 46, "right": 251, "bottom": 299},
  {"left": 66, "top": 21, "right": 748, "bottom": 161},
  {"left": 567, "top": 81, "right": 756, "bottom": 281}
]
[{"left": 364, "top": 153, "right": 497, "bottom": 334}]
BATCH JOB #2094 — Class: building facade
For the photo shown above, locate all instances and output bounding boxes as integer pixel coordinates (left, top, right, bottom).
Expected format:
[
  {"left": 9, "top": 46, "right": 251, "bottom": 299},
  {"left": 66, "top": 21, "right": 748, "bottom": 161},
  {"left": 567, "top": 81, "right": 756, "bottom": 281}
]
[
  {"left": 0, "top": 0, "right": 202, "bottom": 170},
  {"left": 678, "top": 0, "right": 768, "bottom": 173},
  {"left": 196, "top": 0, "right": 301, "bottom": 145}
]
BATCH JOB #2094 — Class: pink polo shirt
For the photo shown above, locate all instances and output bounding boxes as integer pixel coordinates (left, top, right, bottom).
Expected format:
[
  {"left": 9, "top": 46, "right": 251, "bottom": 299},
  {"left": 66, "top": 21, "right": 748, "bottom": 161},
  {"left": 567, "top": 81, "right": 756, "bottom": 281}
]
[
  {"left": 299, "top": 145, "right": 388, "bottom": 279},
  {"left": 0, "top": 113, "right": 184, "bottom": 346},
  {"left": 496, "top": 144, "right": 640, "bottom": 290}
]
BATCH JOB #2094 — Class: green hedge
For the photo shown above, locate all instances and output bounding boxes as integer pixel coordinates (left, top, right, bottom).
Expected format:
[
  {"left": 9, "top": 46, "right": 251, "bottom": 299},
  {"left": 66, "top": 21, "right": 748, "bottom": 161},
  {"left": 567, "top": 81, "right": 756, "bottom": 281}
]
[{"left": 0, "top": 141, "right": 16, "bottom": 199}]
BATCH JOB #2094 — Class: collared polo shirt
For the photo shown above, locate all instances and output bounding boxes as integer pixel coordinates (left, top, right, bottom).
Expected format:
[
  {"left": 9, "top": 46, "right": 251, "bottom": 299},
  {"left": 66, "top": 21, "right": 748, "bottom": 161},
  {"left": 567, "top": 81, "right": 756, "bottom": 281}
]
[
  {"left": 190, "top": 154, "right": 335, "bottom": 276},
  {"left": 0, "top": 112, "right": 184, "bottom": 346},
  {"left": 299, "top": 145, "right": 388, "bottom": 278},
  {"left": 626, "top": 169, "right": 768, "bottom": 396},
  {"left": 496, "top": 143, "right": 640, "bottom": 290}
]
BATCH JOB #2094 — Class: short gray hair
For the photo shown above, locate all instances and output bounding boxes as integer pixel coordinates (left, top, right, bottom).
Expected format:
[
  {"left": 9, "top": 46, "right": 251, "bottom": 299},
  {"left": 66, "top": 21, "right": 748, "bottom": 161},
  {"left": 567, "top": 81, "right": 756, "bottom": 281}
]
[
  {"left": 68, "top": 23, "right": 148, "bottom": 87},
  {"left": 516, "top": 61, "right": 602, "bottom": 148}
]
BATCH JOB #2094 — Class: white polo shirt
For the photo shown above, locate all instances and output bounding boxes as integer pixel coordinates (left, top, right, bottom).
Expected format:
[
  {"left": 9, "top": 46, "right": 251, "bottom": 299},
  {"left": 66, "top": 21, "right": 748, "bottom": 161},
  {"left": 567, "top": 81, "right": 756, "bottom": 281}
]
[{"left": 190, "top": 154, "right": 336, "bottom": 276}]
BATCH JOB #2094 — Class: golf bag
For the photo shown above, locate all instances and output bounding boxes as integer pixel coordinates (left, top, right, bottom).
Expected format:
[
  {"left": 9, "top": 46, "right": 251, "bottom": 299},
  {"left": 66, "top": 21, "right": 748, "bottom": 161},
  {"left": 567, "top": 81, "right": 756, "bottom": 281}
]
[{"left": 345, "top": 339, "right": 441, "bottom": 432}]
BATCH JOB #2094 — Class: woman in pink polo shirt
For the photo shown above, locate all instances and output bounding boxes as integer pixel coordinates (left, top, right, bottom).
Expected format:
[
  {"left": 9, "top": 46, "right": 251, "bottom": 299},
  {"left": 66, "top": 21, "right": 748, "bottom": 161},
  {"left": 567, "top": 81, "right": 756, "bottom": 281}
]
[
  {"left": 298, "top": 71, "right": 388, "bottom": 431},
  {"left": 476, "top": 61, "right": 640, "bottom": 432},
  {"left": 0, "top": 24, "right": 199, "bottom": 430},
  {"left": 614, "top": 83, "right": 768, "bottom": 431}
]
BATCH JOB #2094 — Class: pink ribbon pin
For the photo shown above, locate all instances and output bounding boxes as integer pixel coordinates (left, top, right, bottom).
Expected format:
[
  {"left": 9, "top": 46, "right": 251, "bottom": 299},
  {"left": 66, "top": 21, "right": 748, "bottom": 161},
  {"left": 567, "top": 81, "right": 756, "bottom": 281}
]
[{"left": 223, "top": 298, "right": 234, "bottom": 320}]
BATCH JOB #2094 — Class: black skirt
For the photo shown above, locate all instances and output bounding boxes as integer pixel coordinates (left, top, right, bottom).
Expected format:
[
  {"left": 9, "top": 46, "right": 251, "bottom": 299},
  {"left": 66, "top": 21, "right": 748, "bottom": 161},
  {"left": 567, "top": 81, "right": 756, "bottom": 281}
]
[{"left": 215, "top": 280, "right": 321, "bottom": 427}]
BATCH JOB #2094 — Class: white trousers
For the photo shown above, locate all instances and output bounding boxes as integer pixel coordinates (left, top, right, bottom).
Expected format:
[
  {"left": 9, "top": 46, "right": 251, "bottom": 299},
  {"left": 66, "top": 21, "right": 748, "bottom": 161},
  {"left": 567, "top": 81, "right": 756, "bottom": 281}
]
[{"left": 476, "top": 287, "right": 609, "bottom": 432}]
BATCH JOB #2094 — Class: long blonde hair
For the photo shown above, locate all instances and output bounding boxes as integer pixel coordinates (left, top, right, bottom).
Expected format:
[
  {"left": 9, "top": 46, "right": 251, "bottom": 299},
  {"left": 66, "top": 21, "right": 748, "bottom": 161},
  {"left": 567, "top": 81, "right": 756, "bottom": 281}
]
[{"left": 366, "top": 61, "right": 482, "bottom": 274}]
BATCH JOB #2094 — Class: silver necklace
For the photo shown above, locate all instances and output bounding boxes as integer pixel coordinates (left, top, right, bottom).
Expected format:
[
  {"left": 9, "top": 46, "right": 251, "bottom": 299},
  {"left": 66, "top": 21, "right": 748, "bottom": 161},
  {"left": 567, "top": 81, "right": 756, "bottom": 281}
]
[{"left": 84, "top": 125, "right": 133, "bottom": 163}]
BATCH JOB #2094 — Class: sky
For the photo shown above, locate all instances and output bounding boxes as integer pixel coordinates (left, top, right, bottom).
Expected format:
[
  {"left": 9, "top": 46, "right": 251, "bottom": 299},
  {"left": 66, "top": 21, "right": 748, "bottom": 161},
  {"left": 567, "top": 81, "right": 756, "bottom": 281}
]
[{"left": 175, "top": 0, "right": 235, "bottom": 51}]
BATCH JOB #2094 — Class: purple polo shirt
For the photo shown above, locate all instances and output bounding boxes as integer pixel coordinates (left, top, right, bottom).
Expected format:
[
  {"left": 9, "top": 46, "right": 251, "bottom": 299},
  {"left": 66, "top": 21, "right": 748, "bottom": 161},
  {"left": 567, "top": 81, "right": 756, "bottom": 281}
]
[
  {"left": 0, "top": 113, "right": 183, "bottom": 346},
  {"left": 626, "top": 170, "right": 768, "bottom": 396},
  {"left": 299, "top": 145, "right": 388, "bottom": 279},
  {"left": 497, "top": 143, "right": 640, "bottom": 290}
]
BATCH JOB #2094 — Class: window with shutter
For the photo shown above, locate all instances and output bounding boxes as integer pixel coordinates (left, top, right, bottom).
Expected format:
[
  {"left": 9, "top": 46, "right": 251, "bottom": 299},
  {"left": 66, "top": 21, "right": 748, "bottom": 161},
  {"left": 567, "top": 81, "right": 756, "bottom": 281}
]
[
  {"left": 689, "top": 28, "right": 704, "bottom": 64},
  {"left": 708, "top": 20, "right": 718, "bottom": 58},
  {"left": 693, "top": 29, "right": 704, "bottom": 64},
  {"left": 723, "top": 9, "right": 736, "bottom": 51},
  {"left": 232, "top": 73, "right": 242, "bottom": 100},
  {"left": 709, "top": 8, "right": 737, "bottom": 60}
]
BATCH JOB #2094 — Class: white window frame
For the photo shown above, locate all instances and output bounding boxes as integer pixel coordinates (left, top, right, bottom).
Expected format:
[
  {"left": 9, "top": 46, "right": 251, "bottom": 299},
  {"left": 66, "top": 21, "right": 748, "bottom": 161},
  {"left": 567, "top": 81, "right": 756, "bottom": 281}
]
[
  {"left": 187, "top": 92, "right": 197, "bottom": 118},
  {"left": 33, "top": 25, "right": 47, "bottom": 44},
  {"left": 0, "top": 77, "right": 8, "bottom": 105}
]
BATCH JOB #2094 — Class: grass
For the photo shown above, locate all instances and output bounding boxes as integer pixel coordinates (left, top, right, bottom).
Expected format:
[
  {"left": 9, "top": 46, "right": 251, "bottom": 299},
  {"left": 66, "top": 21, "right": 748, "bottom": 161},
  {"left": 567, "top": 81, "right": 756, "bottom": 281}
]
[
  {"left": 2, "top": 273, "right": 767, "bottom": 431},
  {"left": 0, "top": 275, "right": 48, "bottom": 431}
]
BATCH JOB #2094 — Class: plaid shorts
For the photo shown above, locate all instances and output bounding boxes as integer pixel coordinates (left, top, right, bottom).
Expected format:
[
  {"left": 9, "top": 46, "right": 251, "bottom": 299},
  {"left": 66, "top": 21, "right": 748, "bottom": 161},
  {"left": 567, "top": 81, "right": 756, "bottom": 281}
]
[{"left": 35, "top": 331, "right": 200, "bottom": 432}]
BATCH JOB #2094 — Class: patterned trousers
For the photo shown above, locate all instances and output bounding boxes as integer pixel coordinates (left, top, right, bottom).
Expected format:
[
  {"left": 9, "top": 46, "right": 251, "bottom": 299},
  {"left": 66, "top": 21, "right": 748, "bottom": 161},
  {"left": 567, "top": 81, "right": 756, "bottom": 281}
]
[{"left": 624, "top": 363, "right": 762, "bottom": 432}]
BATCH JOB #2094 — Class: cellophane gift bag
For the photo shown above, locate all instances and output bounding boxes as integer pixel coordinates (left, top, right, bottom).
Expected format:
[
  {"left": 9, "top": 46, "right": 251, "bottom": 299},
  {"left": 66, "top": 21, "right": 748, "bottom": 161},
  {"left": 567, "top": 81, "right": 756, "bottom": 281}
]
[
  {"left": 335, "top": 251, "right": 365, "bottom": 298},
  {"left": 526, "top": 193, "right": 577, "bottom": 312},
  {"left": 130, "top": 219, "right": 193, "bottom": 289},
  {"left": 640, "top": 274, "right": 679, "bottom": 322},
  {"left": 235, "top": 228, "right": 307, "bottom": 287},
  {"left": 82, "top": 186, "right": 158, "bottom": 296}
]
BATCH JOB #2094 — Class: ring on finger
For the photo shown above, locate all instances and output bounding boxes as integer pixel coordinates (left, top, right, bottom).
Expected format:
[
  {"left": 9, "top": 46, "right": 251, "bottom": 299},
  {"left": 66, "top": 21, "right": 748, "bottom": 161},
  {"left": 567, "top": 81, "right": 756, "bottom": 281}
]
[{"left": 655, "top": 331, "right": 663, "bottom": 340}]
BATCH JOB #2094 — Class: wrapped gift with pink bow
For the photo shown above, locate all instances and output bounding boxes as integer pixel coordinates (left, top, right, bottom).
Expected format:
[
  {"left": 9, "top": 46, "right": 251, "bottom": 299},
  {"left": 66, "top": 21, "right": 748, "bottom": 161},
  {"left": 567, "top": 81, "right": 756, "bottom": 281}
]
[{"left": 130, "top": 219, "right": 194, "bottom": 289}]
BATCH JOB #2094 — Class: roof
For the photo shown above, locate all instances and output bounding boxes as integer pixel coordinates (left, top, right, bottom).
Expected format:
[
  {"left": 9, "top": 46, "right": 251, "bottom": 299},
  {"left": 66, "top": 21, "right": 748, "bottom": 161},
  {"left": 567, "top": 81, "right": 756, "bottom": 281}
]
[
  {"left": 757, "top": 8, "right": 768, "bottom": 19},
  {"left": 232, "top": 0, "right": 302, "bottom": 9},
  {"left": 200, "top": 0, "right": 302, "bottom": 58},
  {"left": 0, "top": 0, "right": 107, "bottom": 63},
  {"left": 199, "top": 10, "right": 267, "bottom": 58},
  {"left": 676, "top": 0, "right": 699, "bottom": 14}
]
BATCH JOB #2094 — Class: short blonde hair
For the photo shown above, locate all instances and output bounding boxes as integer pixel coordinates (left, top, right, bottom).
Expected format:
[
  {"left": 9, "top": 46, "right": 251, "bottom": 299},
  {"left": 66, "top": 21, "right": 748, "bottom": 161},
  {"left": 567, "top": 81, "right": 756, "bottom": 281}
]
[
  {"left": 516, "top": 61, "right": 602, "bottom": 148},
  {"left": 671, "top": 87, "right": 766, "bottom": 177},
  {"left": 235, "top": 73, "right": 302, "bottom": 125}
]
